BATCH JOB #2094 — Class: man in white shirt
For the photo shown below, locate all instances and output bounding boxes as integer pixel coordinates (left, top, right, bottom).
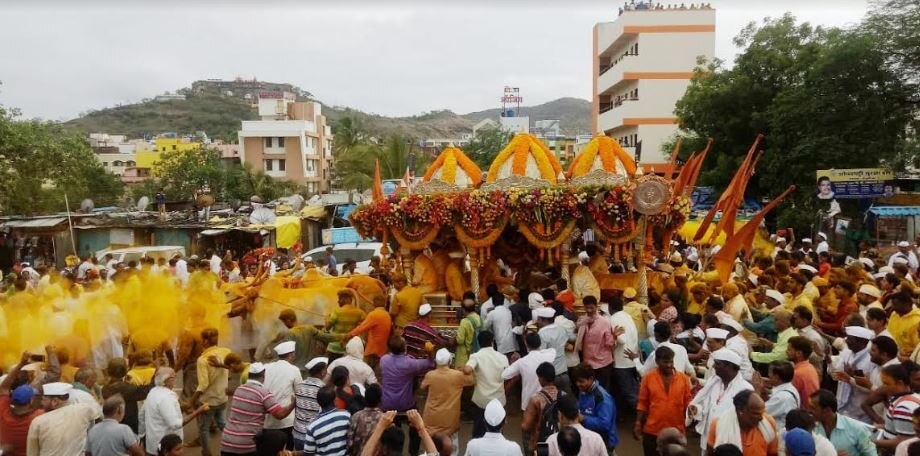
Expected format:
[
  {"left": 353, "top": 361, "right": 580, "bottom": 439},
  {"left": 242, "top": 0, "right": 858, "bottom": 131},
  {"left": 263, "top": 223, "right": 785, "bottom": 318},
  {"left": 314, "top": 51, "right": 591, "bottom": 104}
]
[
  {"left": 763, "top": 361, "right": 800, "bottom": 432},
  {"left": 483, "top": 294, "right": 516, "bottom": 357},
  {"left": 209, "top": 249, "right": 222, "bottom": 275},
  {"left": 608, "top": 294, "right": 639, "bottom": 412},
  {"left": 722, "top": 318, "right": 756, "bottom": 381},
  {"left": 465, "top": 331, "right": 509, "bottom": 438},
  {"left": 536, "top": 307, "right": 575, "bottom": 393},
  {"left": 464, "top": 399, "right": 523, "bottom": 456},
  {"left": 502, "top": 332, "right": 556, "bottom": 411},
  {"left": 27, "top": 382, "right": 101, "bottom": 456},
  {"left": 103, "top": 254, "right": 118, "bottom": 281},
  {"left": 262, "top": 341, "right": 303, "bottom": 445},
  {"left": 687, "top": 349, "right": 753, "bottom": 450},
  {"left": 141, "top": 368, "right": 208, "bottom": 455},
  {"left": 833, "top": 326, "right": 875, "bottom": 423},
  {"left": 174, "top": 254, "right": 189, "bottom": 285},
  {"left": 889, "top": 241, "right": 920, "bottom": 272},
  {"left": 815, "top": 232, "right": 830, "bottom": 255},
  {"left": 632, "top": 321, "right": 695, "bottom": 380},
  {"left": 325, "top": 336, "right": 377, "bottom": 387}
]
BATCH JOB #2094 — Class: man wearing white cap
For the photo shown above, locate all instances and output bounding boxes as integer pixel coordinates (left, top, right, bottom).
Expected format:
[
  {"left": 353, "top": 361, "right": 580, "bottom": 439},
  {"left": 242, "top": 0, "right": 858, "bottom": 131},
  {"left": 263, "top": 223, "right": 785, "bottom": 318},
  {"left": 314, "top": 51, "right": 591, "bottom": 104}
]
[
  {"left": 857, "top": 284, "right": 884, "bottom": 315},
  {"left": 26, "top": 382, "right": 101, "bottom": 456},
  {"left": 815, "top": 232, "right": 830, "bottom": 255},
  {"left": 536, "top": 306, "right": 575, "bottom": 393},
  {"left": 722, "top": 318, "right": 756, "bottom": 382},
  {"left": 403, "top": 302, "right": 449, "bottom": 360},
  {"left": 221, "top": 363, "right": 296, "bottom": 455},
  {"left": 572, "top": 251, "right": 601, "bottom": 305},
  {"left": 687, "top": 348, "right": 754, "bottom": 450},
  {"left": 464, "top": 398, "right": 524, "bottom": 456},
  {"left": 831, "top": 326, "right": 875, "bottom": 423},
  {"left": 773, "top": 237, "right": 789, "bottom": 258},
  {"left": 799, "top": 238, "right": 814, "bottom": 255},
  {"left": 293, "top": 357, "right": 328, "bottom": 448},
  {"left": 262, "top": 341, "right": 304, "bottom": 445},
  {"left": 142, "top": 368, "right": 209, "bottom": 455},
  {"left": 888, "top": 241, "right": 919, "bottom": 271},
  {"left": 421, "top": 348, "right": 474, "bottom": 450}
]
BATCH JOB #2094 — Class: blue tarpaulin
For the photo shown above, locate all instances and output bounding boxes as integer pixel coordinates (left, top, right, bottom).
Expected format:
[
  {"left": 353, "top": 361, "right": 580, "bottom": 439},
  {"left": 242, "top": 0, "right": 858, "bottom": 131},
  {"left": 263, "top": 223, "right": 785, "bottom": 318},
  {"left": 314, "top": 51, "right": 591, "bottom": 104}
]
[{"left": 868, "top": 206, "right": 920, "bottom": 217}]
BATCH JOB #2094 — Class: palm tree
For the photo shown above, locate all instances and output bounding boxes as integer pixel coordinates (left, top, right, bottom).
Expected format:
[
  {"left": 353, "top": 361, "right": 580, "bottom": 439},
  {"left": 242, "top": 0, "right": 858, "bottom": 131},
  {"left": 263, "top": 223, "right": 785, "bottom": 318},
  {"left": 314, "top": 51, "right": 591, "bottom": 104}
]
[
  {"left": 333, "top": 134, "right": 430, "bottom": 191},
  {"left": 332, "top": 115, "right": 367, "bottom": 157}
]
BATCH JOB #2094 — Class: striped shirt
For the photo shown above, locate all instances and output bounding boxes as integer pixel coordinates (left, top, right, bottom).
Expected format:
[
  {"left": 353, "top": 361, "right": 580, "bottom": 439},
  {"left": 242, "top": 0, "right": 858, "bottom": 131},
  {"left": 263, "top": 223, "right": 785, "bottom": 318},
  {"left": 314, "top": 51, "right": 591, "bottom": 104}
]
[
  {"left": 293, "top": 377, "right": 324, "bottom": 441},
  {"left": 302, "top": 408, "right": 351, "bottom": 456},
  {"left": 883, "top": 393, "right": 920, "bottom": 439},
  {"left": 403, "top": 320, "right": 446, "bottom": 359},
  {"left": 220, "top": 380, "right": 281, "bottom": 454}
]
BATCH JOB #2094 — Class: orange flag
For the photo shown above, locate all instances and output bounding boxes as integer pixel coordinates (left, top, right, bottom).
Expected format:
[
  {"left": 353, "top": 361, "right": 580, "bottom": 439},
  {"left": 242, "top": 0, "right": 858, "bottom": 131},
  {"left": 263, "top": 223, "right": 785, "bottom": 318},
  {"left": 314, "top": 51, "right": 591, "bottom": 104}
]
[
  {"left": 694, "top": 134, "right": 763, "bottom": 241},
  {"left": 372, "top": 160, "right": 384, "bottom": 202},
  {"left": 686, "top": 138, "right": 713, "bottom": 193},
  {"left": 665, "top": 137, "right": 683, "bottom": 181},
  {"left": 711, "top": 185, "right": 796, "bottom": 284},
  {"left": 672, "top": 152, "right": 697, "bottom": 197},
  {"left": 710, "top": 148, "right": 764, "bottom": 242}
]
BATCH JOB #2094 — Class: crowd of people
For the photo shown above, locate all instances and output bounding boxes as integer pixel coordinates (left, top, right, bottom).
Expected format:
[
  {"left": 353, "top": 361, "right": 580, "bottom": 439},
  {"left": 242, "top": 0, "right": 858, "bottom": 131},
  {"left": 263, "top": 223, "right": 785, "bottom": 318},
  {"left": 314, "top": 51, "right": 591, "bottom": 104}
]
[{"left": 5, "top": 232, "right": 920, "bottom": 456}]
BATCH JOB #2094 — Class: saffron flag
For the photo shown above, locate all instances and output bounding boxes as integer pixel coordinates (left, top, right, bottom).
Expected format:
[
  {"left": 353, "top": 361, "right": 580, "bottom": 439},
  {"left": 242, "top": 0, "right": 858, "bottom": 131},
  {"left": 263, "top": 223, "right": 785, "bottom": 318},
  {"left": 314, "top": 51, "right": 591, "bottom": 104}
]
[
  {"left": 712, "top": 185, "right": 796, "bottom": 284},
  {"left": 372, "top": 160, "right": 384, "bottom": 202},
  {"left": 693, "top": 134, "right": 763, "bottom": 242}
]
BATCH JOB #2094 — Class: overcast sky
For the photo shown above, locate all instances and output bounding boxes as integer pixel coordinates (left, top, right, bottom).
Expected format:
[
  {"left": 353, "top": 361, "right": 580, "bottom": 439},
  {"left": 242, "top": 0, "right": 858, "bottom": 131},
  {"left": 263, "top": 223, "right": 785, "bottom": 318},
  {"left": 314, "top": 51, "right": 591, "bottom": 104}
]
[{"left": 1, "top": 0, "right": 869, "bottom": 121}]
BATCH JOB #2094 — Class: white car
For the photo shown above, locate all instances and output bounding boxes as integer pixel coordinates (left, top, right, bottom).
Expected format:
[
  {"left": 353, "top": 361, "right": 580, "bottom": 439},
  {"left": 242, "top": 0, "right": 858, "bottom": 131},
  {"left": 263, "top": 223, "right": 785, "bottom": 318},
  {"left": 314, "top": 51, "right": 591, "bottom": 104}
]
[
  {"left": 302, "top": 242, "right": 383, "bottom": 274},
  {"left": 95, "top": 246, "right": 186, "bottom": 265}
]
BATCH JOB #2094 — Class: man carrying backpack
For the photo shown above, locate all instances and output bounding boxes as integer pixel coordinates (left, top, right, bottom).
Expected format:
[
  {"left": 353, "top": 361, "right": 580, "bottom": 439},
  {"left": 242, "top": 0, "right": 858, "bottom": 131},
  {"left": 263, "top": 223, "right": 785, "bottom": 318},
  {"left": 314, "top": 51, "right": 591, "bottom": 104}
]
[{"left": 521, "top": 362, "right": 564, "bottom": 455}]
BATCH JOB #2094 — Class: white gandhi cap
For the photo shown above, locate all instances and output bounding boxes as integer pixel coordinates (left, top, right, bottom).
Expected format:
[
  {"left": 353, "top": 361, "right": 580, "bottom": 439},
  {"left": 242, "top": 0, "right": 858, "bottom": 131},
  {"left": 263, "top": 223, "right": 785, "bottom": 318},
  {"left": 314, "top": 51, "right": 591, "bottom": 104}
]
[
  {"left": 418, "top": 303, "right": 432, "bottom": 316},
  {"left": 435, "top": 348, "right": 452, "bottom": 365},
  {"left": 845, "top": 326, "right": 875, "bottom": 340},
  {"left": 248, "top": 362, "right": 266, "bottom": 375},
  {"left": 706, "top": 328, "right": 729, "bottom": 340},
  {"left": 274, "top": 341, "right": 296, "bottom": 355},
  {"left": 41, "top": 382, "right": 72, "bottom": 396},
  {"left": 484, "top": 398, "right": 506, "bottom": 426},
  {"left": 711, "top": 348, "right": 743, "bottom": 366},
  {"left": 858, "top": 284, "right": 881, "bottom": 299},
  {"left": 765, "top": 289, "right": 786, "bottom": 305},
  {"left": 305, "top": 357, "right": 329, "bottom": 370},
  {"left": 534, "top": 307, "right": 556, "bottom": 319}
]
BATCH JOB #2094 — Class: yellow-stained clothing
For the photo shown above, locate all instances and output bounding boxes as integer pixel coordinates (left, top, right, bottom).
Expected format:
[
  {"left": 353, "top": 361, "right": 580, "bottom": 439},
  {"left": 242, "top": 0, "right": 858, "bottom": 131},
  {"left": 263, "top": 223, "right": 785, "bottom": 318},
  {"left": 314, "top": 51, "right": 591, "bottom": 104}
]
[
  {"left": 786, "top": 293, "right": 814, "bottom": 315},
  {"left": 126, "top": 366, "right": 156, "bottom": 386},
  {"left": 429, "top": 250, "right": 450, "bottom": 292},
  {"left": 445, "top": 261, "right": 469, "bottom": 302},
  {"left": 413, "top": 255, "right": 440, "bottom": 295},
  {"left": 392, "top": 286, "right": 424, "bottom": 329},
  {"left": 572, "top": 265, "right": 601, "bottom": 302},
  {"left": 326, "top": 304, "right": 367, "bottom": 354},
  {"left": 888, "top": 308, "right": 920, "bottom": 353},
  {"left": 589, "top": 256, "right": 609, "bottom": 277},
  {"left": 625, "top": 301, "right": 651, "bottom": 340},
  {"left": 196, "top": 346, "right": 232, "bottom": 406}
]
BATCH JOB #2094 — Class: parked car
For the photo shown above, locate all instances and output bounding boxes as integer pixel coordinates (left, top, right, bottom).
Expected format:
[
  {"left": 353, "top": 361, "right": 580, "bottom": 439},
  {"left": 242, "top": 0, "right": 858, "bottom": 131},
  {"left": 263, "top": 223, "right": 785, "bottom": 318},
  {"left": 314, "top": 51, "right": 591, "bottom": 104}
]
[
  {"left": 301, "top": 242, "right": 382, "bottom": 274},
  {"left": 95, "top": 246, "right": 186, "bottom": 265}
]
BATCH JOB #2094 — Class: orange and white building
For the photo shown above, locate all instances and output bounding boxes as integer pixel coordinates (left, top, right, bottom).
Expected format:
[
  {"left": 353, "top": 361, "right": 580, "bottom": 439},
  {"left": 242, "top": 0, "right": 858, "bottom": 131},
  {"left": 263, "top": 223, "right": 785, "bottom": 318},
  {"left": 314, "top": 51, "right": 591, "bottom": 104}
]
[
  {"left": 592, "top": 4, "right": 715, "bottom": 168},
  {"left": 238, "top": 92, "right": 334, "bottom": 194}
]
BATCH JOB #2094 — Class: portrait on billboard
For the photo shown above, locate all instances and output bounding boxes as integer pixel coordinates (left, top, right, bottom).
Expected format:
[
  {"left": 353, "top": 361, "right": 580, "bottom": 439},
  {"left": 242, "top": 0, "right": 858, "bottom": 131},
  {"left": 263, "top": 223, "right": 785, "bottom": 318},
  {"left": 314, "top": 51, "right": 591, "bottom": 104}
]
[{"left": 816, "top": 174, "right": 834, "bottom": 200}]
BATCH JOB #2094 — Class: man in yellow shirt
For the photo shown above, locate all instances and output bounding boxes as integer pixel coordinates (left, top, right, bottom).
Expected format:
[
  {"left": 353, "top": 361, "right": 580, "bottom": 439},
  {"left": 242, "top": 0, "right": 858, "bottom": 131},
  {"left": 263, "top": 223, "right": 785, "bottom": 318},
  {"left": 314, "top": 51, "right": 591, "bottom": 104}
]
[
  {"left": 786, "top": 273, "right": 815, "bottom": 314},
  {"left": 687, "top": 283, "right": 710, "bottom": 315},
  {"left": 326, "top": 290, "right": 366, "bottom": 356},
  {"left": 391, "top": 275, "right": 424, "bottom": 330},
  {"left": 191, "top": 327, "right": 231, "bottom": 456},
  {"left": 887, "top": 289, "right": 920, "bottom": 356}
]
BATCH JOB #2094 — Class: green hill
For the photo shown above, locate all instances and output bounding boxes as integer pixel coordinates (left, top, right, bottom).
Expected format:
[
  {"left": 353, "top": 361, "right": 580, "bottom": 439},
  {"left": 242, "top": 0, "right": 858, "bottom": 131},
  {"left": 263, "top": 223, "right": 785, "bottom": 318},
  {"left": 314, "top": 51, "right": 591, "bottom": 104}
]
[{"left": 63, "top": 84, "right": 592, "bottom": 141}]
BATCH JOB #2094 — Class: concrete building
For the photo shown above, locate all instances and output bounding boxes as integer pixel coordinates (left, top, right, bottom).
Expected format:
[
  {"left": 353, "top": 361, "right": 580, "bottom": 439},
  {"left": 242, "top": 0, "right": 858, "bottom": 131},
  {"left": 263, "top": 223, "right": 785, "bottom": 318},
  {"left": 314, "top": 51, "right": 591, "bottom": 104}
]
[
  {"left": 238, "top": 92, "right": 333, "bottom": 194},
  {"left": 593, "top": 2, "right": 715, "bottom": 167}
]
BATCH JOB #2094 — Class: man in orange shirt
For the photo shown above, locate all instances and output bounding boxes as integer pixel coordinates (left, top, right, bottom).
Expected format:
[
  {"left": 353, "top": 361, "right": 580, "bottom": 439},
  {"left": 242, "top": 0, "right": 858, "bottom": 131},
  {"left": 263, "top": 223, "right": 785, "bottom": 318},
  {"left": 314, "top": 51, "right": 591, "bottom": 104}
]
[
  {"left": 707, "top": 390, "right": 779, "bottom": 456},
  {"left": 816, "top": 281, "right": 858, "bottom": 337},
  {"left": 635, "top": 345, "right": 692, "bottom": 456},
  {"left": 346, "top": 295, "right": 393, "bottom": 370},
  {"left": 786, "top": 336, "right": 819, "bottom": 407}
]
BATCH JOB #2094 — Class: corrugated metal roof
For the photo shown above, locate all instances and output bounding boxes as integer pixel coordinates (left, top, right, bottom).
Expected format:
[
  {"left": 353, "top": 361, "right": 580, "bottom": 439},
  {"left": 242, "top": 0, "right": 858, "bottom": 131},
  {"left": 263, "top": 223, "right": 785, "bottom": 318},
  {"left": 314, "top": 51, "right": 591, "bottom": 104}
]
[
  {"left": 1, "top": 217, "right": 68, "bottom": 229},
  {"left": 868, "top": 206, "right": 920, "bottom": 217}
]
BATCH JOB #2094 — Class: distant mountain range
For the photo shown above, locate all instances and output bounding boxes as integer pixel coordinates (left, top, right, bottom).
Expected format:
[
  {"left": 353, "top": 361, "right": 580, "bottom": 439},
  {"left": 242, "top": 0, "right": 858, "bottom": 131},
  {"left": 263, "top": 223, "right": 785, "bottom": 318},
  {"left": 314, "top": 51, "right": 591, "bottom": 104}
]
[{"left": 62, "top": 80, "right": 591, "bottom": 142}]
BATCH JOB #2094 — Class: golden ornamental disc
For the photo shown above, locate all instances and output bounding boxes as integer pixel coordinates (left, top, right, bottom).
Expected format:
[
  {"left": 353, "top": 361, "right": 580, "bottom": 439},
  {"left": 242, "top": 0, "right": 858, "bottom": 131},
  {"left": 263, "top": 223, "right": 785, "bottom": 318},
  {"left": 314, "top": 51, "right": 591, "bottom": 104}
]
[{"left": 632, "top": 176, "right": 671, "bottom": 215}]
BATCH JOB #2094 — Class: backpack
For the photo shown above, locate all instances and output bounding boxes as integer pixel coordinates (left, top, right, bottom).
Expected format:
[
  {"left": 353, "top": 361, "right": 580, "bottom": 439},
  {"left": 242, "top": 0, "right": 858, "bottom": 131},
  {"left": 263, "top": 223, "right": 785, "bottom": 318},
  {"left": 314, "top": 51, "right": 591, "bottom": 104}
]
[
  {"left": 537, "top": 390, "right": 566, "bottom": 442},
  {"left": 464, "top": 314, "right": 482, "bottom": 353},
  {"left": 336, "top": 385, "right": 365, "bottom": 415}
]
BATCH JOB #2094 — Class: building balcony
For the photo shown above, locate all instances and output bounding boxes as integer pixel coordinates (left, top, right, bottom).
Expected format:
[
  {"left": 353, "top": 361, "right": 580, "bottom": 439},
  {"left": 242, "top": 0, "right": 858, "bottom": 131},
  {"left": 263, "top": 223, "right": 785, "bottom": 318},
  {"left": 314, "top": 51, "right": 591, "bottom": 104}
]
[
  {"left": 598, "top": 54, "right": 638, "bottom": 95},
  {"left": 264, "top": 146, "right": 286, "bottom": 155},
  {"left": 598, "top": 97, "right": 641, "bottom": 130},
  {"left": 265, "top": 170, "right": 286, "bottom": 178}
]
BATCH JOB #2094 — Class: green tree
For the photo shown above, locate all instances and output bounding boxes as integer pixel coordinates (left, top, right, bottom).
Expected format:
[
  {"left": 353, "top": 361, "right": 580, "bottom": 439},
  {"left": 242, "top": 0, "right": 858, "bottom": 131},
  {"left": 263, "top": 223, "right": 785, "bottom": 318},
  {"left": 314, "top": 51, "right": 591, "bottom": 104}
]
[
  {"left": 333, "top": 134, "right": 430, "bottom": 191},
  {"left": 464, "top": 128, "right": 513, "bottom": 168},
  {"left": 672, "top": 14, "right": 915, "bottom": 231},
  {"left": 152, "top": 147, "right": 226, "bottom": 201},
  {"left": 0, "top": 104, "right": 124, "bottom": 215}
]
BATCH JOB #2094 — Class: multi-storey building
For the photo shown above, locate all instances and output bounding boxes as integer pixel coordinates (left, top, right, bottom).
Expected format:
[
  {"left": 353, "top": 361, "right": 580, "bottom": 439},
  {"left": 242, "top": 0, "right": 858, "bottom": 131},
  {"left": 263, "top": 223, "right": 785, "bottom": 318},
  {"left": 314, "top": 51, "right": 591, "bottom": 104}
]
[
  {"left": 593, "top": 3, "right": 715, "bottom": 167},
  {"left": 238, "top": 92, "right": 333, "bottom": 194}
]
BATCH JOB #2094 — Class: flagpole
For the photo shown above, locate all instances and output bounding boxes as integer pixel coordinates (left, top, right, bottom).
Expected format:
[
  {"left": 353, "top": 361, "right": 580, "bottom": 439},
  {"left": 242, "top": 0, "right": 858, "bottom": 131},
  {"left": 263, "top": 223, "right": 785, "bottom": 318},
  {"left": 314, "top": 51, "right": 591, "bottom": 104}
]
[{"left": 64, "top": 193, "right": 78, "bottom": 256}]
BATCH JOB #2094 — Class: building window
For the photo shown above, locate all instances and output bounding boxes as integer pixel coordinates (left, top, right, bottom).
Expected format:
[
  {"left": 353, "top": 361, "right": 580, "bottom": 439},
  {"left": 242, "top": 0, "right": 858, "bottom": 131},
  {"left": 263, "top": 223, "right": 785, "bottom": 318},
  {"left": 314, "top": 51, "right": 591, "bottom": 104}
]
[
  {"left": 277, "top": 137, "right": 285, "bottom": 147},
  {"left": 264, "top": 159, "right": 272, "bottom": 171},
  {"left": 113, "top": 160, "right": 123, "bottom": 166},
  {"left": 127, "top": 161, "right": 136, "bottom": 166},
  {"left": 265, "top": 137, "right": 272, "bottom": 148},
  {"left": 278, "top": 159, "right": 285, "bottom": 171}
]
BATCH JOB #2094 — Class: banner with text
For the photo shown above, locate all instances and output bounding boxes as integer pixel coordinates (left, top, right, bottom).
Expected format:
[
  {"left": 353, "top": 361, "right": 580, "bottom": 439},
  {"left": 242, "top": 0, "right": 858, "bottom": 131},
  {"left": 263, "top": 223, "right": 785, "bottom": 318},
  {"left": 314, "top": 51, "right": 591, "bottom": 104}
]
[{"left": 816, "top": 168, "right": 895, "bottom": 199}]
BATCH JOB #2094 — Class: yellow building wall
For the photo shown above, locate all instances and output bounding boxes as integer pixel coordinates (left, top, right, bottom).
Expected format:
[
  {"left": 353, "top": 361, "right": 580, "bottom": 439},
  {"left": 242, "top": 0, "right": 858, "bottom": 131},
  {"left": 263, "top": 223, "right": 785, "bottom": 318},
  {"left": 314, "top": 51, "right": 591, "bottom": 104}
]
[{"left": 134, "top": 139, "right": 202, "bottom": 169}]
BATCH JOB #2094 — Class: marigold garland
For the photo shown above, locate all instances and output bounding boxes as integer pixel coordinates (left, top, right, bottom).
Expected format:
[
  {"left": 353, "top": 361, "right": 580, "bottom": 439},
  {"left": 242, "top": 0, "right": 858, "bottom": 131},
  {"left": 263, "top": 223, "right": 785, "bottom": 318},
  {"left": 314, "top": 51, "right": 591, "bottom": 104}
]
[
  {"left": 455, "top": 217, "right": 508, "bottom": 249},
  {"left": 487, "top": 133, "right": 562, "bottom": 183},
  {"left": 390, "top": 225, "right": 440, "bottom": 251},
  {"left": 518, "top": 220, "right": 578, "bottom": 249}
]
